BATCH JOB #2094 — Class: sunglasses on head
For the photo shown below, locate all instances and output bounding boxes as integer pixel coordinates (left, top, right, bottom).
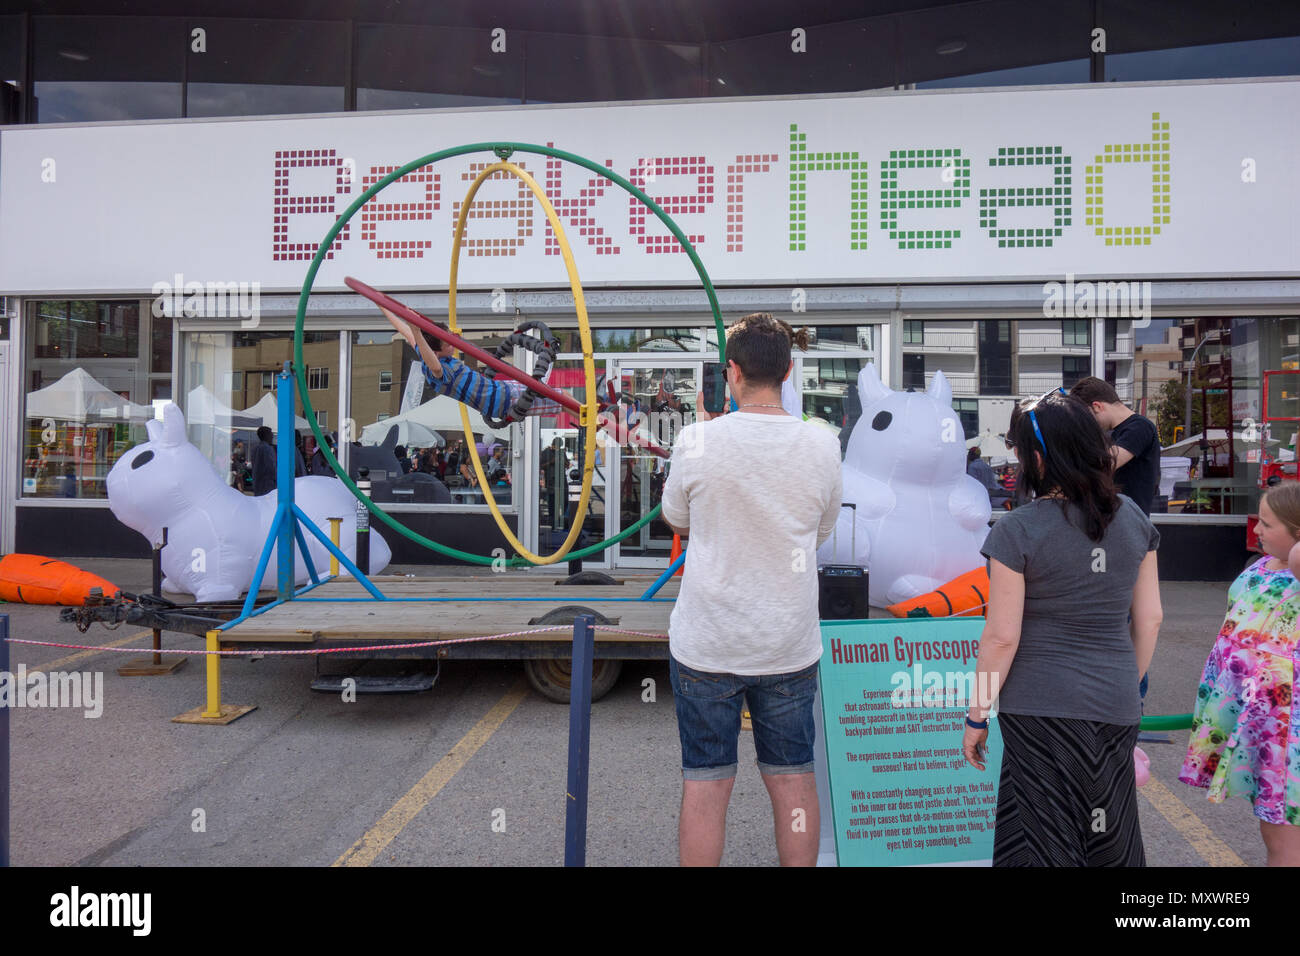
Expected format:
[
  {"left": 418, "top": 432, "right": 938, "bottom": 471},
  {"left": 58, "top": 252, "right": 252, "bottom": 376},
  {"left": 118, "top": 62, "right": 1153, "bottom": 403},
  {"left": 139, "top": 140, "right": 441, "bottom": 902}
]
[{"left": 1019, "top": 387, "right": 1067, "bottom": 458}]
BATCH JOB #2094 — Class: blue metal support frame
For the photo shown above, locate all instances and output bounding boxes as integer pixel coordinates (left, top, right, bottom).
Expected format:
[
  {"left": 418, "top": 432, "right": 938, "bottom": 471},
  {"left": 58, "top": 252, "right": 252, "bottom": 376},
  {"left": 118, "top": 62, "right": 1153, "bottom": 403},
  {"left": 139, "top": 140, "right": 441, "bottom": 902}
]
[
  {"left": 641, "top": 547, "right": 686, "bottom": 600},
  {"left": 564, "top": 614, "right": 595, "bottom": 867},
  {"left": 229, "top": 363, "right": 386, "bottom": 631}
]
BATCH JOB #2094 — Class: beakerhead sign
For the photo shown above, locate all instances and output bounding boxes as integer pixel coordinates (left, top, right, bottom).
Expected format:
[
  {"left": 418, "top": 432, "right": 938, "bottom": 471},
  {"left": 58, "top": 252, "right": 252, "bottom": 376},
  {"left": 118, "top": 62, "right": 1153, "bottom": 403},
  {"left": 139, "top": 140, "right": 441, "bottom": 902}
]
[{"left": 0, "top": 79, "right": 1296, "bottom": 295}]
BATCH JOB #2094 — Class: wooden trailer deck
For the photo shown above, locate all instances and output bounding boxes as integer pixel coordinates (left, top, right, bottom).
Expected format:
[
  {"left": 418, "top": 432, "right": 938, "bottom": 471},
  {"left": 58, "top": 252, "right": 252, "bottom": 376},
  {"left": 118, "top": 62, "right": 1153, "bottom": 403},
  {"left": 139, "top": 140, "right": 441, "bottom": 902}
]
[{"left": 218, "top": 574, "right": 680, "bottom": 651}]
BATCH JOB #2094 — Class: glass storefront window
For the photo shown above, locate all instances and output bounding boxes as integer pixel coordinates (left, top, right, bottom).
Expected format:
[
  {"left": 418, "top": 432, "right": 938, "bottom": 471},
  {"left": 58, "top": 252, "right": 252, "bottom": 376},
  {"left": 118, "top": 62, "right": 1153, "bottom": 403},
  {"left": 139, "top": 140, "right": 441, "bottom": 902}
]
[
  {"left": 552, "top": 326, "right": 703, "bottom": 353},
  {"left": 348, "top": 325, "right": 517, "bottom": 508},
  {"left": 527, "top": 34, "right": 702, "bottom": 102},
  {"left": 23, "top": 299, "right": 153, "bottom": 499},
  {"left": 181, "top": 330, "right": 339, "bottom": 494},
  {"left": 1106, "top": 35, "right": 1300, "bottom": 83}
]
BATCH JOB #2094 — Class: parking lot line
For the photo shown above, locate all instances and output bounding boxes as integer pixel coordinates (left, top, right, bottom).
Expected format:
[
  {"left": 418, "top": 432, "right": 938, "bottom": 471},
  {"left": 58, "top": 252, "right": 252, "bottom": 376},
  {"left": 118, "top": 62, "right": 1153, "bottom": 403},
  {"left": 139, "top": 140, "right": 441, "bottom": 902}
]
[
  {"left": 1139, "top": 777, "right": 1246, "bottom": 867},
  {"left": 333, "top": 678, "right": 530, "bottom": 867},
  {"left": 23, "top": 631, "right": 154, "bottom": 674}
]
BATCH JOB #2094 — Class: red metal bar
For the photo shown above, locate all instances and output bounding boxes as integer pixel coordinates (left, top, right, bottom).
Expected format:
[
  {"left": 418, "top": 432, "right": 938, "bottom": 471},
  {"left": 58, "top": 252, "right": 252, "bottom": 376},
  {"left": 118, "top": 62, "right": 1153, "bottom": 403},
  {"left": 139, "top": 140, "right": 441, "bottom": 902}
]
[{"left": 345, "top": 276, "right": 582, "bottom": 414}]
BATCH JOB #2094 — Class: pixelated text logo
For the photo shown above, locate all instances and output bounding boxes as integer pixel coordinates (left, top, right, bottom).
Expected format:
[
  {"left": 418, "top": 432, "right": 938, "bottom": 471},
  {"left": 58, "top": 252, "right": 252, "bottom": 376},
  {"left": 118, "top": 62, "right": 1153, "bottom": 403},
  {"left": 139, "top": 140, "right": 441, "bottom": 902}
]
[
  {"left": 0, "top": 664, "right": 103, "bottom": 718},
  {"left": 271, "top": 113, "right": 1171, "bottom": 261},
  {"left": 50, "top": 886, "right": 151, "bottom": 936}
]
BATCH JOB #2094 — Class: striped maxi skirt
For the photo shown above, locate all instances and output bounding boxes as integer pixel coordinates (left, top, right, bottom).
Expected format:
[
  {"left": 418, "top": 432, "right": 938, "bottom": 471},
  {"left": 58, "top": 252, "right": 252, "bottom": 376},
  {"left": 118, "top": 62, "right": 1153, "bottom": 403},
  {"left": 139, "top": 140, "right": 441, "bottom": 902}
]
[{"left": 993, "top": 713, "right": 1145, "bottom": 867}]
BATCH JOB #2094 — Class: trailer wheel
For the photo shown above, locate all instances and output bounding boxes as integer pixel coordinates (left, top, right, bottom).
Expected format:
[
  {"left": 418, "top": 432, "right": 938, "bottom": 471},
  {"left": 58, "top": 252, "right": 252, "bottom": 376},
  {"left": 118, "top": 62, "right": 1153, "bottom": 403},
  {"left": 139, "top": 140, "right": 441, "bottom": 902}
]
[{"left": 524, "top": 658, "right": 623, "bottom": 703}]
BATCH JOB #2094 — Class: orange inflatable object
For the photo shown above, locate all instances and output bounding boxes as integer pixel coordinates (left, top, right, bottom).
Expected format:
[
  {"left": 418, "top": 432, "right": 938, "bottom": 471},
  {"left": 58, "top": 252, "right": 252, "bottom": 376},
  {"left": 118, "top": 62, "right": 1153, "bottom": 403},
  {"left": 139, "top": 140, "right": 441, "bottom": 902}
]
[
  {"left": 0, "top": 553, "right": 120, "bottom": 606},
  {"left": 669, "top": 534, "right": 684, "bottom": 577},
  {"left": 886, "top": 566, "right": 989, "bottom": 619}
]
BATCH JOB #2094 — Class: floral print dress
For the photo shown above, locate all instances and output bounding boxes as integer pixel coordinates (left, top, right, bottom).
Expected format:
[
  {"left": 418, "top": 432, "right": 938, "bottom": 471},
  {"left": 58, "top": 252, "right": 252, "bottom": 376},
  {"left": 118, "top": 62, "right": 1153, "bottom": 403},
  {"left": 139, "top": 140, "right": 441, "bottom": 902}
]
[{"left": 1179, "top": 557, "right": 1300, "bottom": 825}]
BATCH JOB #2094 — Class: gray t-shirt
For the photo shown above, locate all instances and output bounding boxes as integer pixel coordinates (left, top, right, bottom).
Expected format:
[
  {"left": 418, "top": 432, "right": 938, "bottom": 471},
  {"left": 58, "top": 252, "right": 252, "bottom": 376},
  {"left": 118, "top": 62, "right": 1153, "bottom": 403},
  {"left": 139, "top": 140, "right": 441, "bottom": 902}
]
[{"left": 980, "top": 495, "right": 1160, "bottom": 724}]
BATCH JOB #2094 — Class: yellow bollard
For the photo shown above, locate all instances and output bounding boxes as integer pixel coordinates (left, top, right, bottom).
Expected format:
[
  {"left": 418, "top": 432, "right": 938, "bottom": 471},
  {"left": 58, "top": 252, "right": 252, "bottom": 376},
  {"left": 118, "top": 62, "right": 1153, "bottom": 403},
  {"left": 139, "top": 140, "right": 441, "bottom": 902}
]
[
  {"left": 329, "top": 517, "right": 342, "bottom": 576},
  {"left": 202, "top": 629, "right": 222, "bottom": 718},
  {"left": 172, "top": 629, "right": 257, "bottom": 725}
]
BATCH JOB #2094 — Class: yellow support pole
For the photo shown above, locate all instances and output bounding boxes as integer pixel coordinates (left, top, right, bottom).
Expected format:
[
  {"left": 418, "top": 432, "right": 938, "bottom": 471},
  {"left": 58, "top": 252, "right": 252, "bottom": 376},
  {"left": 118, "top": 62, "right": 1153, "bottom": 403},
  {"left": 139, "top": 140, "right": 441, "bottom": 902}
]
[
  {"left": 202, "top": 629, "right": 222, "bottom": 718},
  {"left": 329, "top": 517, "right": 342, "bottom": 576},
  {"left": 172, "top": 630, "right": 257, "bottom": 725}
]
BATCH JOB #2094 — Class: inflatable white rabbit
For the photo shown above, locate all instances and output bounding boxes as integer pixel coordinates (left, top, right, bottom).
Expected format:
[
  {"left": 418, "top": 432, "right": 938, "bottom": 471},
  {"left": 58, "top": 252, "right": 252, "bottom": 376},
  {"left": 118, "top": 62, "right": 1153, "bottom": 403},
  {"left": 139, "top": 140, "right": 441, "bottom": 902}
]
[
  {"left": 817, "top": 365, "right": 990, "bottom": 607},
  {"left": 107, "top": 403, "right": 391, "bottom": 602}
]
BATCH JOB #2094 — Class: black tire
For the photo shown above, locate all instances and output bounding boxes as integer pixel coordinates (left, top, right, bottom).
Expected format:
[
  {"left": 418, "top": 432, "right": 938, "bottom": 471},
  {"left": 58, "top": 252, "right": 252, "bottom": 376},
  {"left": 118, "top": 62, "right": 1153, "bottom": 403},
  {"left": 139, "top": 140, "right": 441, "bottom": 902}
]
[{"left": 524, "top": 658, "right": 623, "bottom": 703}]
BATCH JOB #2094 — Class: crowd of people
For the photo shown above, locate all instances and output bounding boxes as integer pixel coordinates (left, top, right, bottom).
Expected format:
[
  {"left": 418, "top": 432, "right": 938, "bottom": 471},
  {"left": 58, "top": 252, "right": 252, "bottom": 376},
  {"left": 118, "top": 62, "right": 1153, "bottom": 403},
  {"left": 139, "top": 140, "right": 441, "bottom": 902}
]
[{"left": 660, "top": 317, "right": 1299, "bottom": 869}]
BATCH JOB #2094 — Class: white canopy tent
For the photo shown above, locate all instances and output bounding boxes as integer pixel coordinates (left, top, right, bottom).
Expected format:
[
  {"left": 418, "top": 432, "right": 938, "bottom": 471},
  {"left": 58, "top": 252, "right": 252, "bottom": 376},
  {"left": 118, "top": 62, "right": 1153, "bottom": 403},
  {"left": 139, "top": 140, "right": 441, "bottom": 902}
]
[
  {"left": 361, "top": 395, "right": 511, "bottom": 445},
  {"left": 1162, "top": 429, "right": 1279, "bottom": 456},
  {"left": 25, "top": 367, "right": 154, "bottom": 422},
  {"left": 241, "top": 393, "right": 312, "bottom": 433},
  {"left": 186, "top": 385, "right": 260, "bottom": 429}
]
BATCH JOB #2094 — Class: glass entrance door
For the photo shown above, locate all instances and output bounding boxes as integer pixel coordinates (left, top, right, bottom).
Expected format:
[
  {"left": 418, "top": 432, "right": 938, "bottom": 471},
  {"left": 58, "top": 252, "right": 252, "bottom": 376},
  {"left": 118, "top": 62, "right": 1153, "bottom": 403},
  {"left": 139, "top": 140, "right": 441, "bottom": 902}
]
[{"left": 608, "top": 360, "right": 701, "bottom": 569}]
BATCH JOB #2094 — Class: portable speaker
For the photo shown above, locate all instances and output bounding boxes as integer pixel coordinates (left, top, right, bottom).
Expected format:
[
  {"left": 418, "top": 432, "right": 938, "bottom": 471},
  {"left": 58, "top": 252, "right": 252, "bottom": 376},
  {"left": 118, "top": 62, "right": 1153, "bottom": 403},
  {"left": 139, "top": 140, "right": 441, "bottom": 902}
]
[{"left": 818, "top": 503, "right": 869, "bottom": 620}]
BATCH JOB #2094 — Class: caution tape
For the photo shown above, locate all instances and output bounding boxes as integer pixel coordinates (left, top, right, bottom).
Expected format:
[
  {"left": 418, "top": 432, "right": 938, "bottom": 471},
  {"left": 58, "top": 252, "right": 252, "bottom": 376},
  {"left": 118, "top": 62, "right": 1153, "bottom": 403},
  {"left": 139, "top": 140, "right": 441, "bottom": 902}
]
[{"left": 3, "top": 625, "right": 669, "bottom": 658}]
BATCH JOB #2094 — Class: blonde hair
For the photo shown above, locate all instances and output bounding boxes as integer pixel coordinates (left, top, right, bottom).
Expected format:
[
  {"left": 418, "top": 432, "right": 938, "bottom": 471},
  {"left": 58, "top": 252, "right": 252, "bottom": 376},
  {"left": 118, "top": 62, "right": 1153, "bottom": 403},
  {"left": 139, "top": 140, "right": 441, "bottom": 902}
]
[{"left": 1262, "top": 482, "right": 1300, "bottom": 538}]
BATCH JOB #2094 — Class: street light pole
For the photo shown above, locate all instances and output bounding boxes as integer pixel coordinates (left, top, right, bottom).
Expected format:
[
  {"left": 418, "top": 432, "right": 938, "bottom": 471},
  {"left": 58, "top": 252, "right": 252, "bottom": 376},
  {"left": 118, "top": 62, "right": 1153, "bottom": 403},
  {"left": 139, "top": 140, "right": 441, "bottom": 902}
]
[{"left": 1184, "top": 331, "right": 1219, "bottom": 440}]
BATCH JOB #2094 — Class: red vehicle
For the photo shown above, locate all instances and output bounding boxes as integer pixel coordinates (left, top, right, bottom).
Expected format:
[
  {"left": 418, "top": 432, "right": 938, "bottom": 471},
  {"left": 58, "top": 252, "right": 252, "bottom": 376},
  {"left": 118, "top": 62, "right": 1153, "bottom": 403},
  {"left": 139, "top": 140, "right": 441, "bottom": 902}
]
[{"left": 1247, "top": 370, "right": 1299, "bottom": 552}]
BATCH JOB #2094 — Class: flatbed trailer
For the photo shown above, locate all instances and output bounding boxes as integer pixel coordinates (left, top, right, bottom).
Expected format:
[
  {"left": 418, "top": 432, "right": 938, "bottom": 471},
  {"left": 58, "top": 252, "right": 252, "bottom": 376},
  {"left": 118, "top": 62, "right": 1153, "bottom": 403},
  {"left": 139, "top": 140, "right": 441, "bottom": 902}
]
[{"left": 62, "top": 572, "right": 678, "bottom": 705}]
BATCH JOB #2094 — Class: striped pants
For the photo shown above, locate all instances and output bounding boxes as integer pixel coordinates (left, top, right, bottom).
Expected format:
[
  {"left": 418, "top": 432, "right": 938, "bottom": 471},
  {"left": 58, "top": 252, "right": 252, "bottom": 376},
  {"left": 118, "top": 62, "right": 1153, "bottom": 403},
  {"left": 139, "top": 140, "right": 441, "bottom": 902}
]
[{"left": 993, "top": 713, "right": 1145, "bottom": 867}]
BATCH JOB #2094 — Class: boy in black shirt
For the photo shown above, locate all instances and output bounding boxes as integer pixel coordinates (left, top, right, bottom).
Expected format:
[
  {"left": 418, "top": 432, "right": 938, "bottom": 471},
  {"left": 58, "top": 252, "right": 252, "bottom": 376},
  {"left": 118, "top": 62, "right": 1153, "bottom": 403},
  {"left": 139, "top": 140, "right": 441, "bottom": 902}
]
[
  {"left": 1070, "top": 377, "right": 1161, "bottom": 515},
  {"left": 1070, "top": 376, "right": 1162, "bottom": 704}
]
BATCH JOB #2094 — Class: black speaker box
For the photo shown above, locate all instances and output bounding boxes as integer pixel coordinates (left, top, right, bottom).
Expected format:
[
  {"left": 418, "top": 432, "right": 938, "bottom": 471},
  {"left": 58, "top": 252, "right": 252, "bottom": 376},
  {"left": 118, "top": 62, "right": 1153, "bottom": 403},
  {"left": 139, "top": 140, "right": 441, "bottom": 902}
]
[{"left": 818, "top": 566, "right": 870, "bottom": 620}]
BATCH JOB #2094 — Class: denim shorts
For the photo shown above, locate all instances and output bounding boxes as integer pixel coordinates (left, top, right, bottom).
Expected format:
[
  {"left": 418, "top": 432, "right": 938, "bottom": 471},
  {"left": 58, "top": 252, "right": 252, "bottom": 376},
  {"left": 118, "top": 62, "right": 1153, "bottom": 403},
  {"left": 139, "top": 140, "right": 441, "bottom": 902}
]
[{"left": 669, "top": 654, "right": 819, "bottom": 781}]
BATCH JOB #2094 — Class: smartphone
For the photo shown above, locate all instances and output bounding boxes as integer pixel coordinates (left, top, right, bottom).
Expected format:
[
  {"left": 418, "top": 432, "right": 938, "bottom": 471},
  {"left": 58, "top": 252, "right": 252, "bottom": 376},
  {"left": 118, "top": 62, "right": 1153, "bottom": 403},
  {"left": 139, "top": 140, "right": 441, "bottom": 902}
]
[{"left": 702, "top": 362, "right": 727, "bottom": 414}]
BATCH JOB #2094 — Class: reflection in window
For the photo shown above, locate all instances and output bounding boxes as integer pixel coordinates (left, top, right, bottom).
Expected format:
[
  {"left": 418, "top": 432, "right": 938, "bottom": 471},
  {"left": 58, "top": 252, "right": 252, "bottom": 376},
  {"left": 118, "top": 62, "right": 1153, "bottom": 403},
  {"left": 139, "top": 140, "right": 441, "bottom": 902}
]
[
  {"left": 348, "top": 327, "right": 514, "bottom": 508},
  {"left": 185, "top": 19, "right": 346, "bottom": 118},
  {"left": 357, "top": 24, "right": 522, "bottom": 111},
  {"left": 1106, "top": 36, "right": 1300, "bottom": 82},
  {"left": 181, "top": 330, "right": 338, "bottom": 495},
  {"left": 33, "top": 15, "right": 184, "bottom": 122},
  {"left": 23, "top": 300, "right": 151, "bottom": 499},
  {"left": 526, "top": 34, "right": 702, "bottom": 102}
]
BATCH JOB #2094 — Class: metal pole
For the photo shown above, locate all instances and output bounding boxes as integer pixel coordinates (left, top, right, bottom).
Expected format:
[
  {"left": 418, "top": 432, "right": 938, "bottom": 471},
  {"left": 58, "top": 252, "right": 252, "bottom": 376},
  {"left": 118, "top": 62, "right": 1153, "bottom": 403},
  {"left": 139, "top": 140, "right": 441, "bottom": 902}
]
[
  {"left": 1, "top": 615, "right": 8, "bottom": 867},
  {"left": 276, "top": 362, "right": 296, "bottom": 602},
  {"left": 356, "top": 468, "right": 371, "bottom": 575},
  {"left": 564, "top": 614, "right": 595, "bottom": 867},
  {"left": 568, "top": 428, "right": 586, "bottom": 577},
  {"left": 152, "top": 527, "right": 167, "bottom": 665}
]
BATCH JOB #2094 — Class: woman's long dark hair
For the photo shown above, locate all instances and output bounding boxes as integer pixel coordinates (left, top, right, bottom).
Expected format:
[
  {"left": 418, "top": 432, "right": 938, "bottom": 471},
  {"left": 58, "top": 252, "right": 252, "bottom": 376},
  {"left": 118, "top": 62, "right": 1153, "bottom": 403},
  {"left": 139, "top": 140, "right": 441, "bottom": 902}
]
[{"left": 1013, "top": 391, "right": 1120, "bottom": 542}]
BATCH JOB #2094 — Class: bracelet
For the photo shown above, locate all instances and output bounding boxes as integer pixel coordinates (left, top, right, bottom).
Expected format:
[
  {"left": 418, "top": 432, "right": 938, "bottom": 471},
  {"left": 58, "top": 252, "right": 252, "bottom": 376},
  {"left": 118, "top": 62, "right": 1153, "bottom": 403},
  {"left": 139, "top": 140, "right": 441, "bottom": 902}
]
[{"left": 965, "top": 716, "right": 989, "bottom": 730}]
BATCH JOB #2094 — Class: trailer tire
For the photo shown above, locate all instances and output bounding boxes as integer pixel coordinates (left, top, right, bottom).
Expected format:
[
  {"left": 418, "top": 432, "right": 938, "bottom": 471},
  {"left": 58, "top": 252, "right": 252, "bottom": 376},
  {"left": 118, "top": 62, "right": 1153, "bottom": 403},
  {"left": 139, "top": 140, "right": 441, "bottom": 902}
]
[{"left": 524, "top": 658, "right": 623, "bottom": 703}]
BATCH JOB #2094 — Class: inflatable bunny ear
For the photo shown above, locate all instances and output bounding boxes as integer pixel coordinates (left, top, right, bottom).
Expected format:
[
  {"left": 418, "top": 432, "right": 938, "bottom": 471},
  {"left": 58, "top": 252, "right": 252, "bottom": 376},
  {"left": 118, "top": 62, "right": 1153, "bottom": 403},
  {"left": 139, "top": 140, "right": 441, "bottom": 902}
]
[
  {"left": 145, "top": 418, "right": 164, "bottom": 443},
  {"left": 927, "top": 368, "right": 953, "bottom": 407},
  {"left": 857, "top": 363, "right": 891, "bottom": 406},
  {"left": 159, "top": 402, "right": 187, "bottom": 447}
]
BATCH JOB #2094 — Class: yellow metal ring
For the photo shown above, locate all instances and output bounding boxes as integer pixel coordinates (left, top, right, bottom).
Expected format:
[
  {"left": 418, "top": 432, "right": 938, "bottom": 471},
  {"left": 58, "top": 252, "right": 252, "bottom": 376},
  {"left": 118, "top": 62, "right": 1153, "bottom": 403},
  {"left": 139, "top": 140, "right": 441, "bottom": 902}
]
[{"left": 448, "top": 161, "right": 598, "bottom": 565}]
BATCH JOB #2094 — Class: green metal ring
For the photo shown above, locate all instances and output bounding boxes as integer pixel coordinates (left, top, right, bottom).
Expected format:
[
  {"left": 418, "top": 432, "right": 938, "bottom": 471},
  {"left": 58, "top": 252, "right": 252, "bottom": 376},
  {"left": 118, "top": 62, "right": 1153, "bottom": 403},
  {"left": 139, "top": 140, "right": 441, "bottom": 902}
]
[{"left": 294, "top": 141, "right": 727, "bottom": 567}]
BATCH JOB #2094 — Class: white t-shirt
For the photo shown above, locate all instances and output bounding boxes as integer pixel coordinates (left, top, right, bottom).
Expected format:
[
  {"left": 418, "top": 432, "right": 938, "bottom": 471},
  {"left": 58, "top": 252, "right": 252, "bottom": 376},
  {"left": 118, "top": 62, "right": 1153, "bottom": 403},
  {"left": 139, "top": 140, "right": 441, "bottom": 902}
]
[{"left": 661, "top": 412, "right": 843, "bottom": 676}]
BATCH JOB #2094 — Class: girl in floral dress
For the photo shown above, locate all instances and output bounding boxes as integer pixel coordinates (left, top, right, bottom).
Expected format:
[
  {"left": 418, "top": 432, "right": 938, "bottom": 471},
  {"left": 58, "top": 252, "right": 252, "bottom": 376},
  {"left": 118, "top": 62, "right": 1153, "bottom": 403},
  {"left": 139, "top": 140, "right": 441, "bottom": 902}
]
[{"left": 1179, "top": 483, "right": 1300, "bottom": 866}]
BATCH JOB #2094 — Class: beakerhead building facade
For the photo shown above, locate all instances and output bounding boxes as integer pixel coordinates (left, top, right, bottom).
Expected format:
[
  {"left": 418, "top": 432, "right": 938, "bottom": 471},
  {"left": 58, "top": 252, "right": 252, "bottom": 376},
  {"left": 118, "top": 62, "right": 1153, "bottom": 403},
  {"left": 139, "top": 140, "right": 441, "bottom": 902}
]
[{"left": 0, "top": 1, "right": 1297, "bottom": 580}]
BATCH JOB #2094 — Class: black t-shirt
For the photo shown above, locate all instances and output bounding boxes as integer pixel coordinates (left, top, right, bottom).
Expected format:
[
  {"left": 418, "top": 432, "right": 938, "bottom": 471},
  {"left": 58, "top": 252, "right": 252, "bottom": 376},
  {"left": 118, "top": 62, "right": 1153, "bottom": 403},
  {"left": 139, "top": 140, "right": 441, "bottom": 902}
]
[{"left": 1111, "top": 413, "right": 1160, "bottom": 514}]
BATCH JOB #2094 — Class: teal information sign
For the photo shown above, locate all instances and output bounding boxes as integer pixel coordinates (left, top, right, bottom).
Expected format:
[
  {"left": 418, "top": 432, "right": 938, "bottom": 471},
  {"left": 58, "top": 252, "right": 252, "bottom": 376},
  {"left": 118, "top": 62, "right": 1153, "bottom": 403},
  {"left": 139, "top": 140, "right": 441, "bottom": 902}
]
[{"left": 818, "top": 618, "right": 1003, "bottom": 866}]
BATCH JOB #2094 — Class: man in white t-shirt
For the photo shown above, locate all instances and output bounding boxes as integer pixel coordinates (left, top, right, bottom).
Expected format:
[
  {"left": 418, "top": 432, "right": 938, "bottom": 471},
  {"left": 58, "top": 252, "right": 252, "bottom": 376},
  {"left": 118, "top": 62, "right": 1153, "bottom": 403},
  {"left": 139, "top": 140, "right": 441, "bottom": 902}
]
[{"left": 661, "top": 312, "right": 842, "bottom": 866}]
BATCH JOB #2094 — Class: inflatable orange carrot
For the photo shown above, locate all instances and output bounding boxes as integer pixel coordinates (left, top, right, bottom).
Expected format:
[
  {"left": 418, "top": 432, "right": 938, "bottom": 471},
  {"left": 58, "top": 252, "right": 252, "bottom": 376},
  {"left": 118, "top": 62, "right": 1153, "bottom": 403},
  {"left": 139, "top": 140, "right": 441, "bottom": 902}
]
[
  {"left": 886, "top": 566, "right": 989, "bottom": 618},
  {"left": 0, "top": 553, "right": 120, "bottom": 605}
]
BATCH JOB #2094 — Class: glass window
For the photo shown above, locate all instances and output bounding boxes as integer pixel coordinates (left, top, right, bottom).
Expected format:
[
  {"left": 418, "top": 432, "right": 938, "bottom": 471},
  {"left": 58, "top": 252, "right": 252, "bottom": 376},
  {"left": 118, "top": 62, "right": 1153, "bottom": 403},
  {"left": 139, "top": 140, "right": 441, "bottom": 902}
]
[
  {"left": 526, "top": 34, "right": 702, "bottom": 102},
  {"left": 978, "top": 320, "right": 1013, "bottom": 395},
  {"left": 555, "top": 326, "right": 703, "bottom": 354},
  {"left": 903, "top": 353, "right": 925, "bottom": 390},
  {"left": 710, "top": 21, "right": 893, "bottom": 96},
  {"left": 899, "top": 0, "right": 1092, "bottom": 87},
  {"left": 953, "top": 398, "right": 980, "bottom": 439},
  {"left": 33, "top": 15, "right": 183, "bottom": 122},
  {"left": 308, "top": 367, "right": 329, "bottom": 390},
  {"left": 181, "top": 330, "right": 340, "bottom": 495},
  {"left": 356, "top": 24, "right": 522, "bottom": 111},
  {"left": 1, "top": 15, "right": 21, "bottom": 122},
  {"left": 348, "top": 325, "right": 515, "bottom": 508},
  {"left": 185, "top": 19, "right": 346, "bottom": 118},
  {"left": 1062, "top": 319, "right": 1090, "bottom": 346},
  {"left": 1062, "top": 355, "right": 1089, "bottom": 387},
  {"left": 23, "top": 299, "right": 151, "bottom": 499},
  {"left": 1106, "top": 35, "right": 1300, "bottom": 82},
  {"left": 904, "top": 320, "right": 925, "bottom": 345}
]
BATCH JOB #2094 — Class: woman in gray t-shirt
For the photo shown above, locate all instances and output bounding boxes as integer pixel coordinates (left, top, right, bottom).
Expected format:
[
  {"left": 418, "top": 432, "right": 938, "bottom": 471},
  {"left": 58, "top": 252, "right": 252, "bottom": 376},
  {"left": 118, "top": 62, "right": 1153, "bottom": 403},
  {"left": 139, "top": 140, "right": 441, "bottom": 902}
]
[{"left": 961, "top": 390, "right": 1163, "bottom": 867}]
